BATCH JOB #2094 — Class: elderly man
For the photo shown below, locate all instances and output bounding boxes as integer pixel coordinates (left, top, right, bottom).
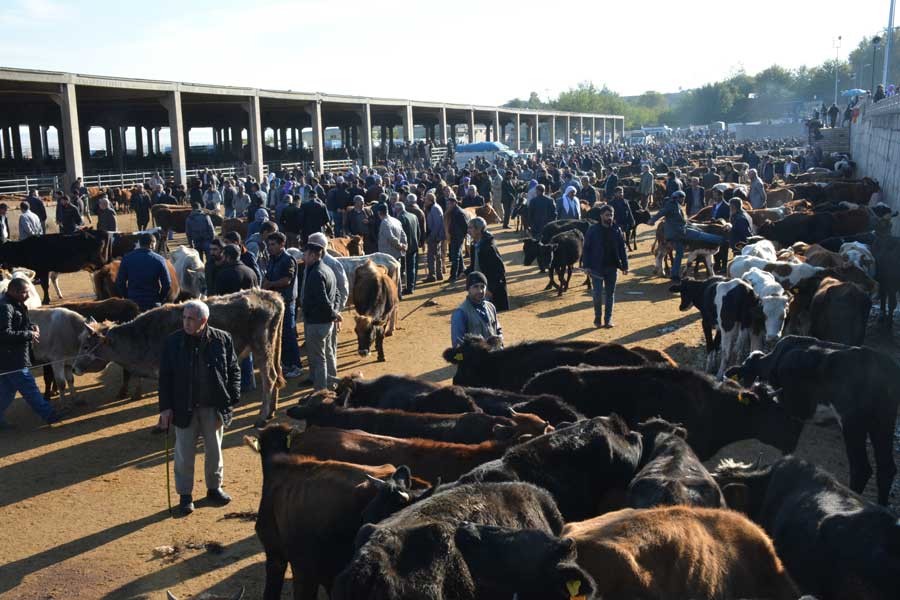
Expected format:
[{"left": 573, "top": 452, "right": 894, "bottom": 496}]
[
  {"left": 309, "top": 232, "right": 348, "bottom": 379},
  {"left": 556, "top": 186, "right": 581, "bottom": 220},
  {"left": 465, "top": 217, "right": 508, "bottom": 311},
  {"left": 300, "top": 234, "right": 342, "bottom": 391},
  {"left": 639, "top": 164, "right": 655, "bottom": 210},
  {"left": 450, "top": 272, "right": 503, "bottom": 348},
  {"left": 158, "top": 299, "right": 240, "bottom": 515},
  {"left": 18, "top": 202, "right": 42, "bottom": 240},
  {"left": 376, "top": 203, "right": 408, "bottom": 294},
  {"left": 423, "top": 192, "right": 445, "bottom": 282},
  {"left": 96, "top": 196, "right": 118, "bottom": 233},
  {"left": 394, "top": 200, "right": 420, "bottom": 295},
  {"left": 748, "top": 168, "right": 767, "bottom": 209}
]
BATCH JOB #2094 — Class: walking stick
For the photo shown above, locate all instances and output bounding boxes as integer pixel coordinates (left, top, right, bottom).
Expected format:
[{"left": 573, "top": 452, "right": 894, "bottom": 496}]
[{"left": 165, "top": 426, "right": 173, "bottom": 516}]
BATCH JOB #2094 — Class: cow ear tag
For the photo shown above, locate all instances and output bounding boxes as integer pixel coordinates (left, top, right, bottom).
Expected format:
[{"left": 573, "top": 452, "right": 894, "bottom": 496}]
[
  {"left": 737, "top": 392, "right": 750, "bottom": 405},
  {"left": 286, "top": 435, "right": 292, "bottom": 450},
  {"left": 454, "top": 352, "right": 464, "bottom": 362},
  {"left": 566, "top": 580, "right": 581, "bottom": 597}
]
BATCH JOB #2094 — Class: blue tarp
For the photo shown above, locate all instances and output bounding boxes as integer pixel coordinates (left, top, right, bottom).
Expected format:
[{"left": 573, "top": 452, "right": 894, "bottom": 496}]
[{"left": 455, "top": 142, "right": 511, "bottom": 153}]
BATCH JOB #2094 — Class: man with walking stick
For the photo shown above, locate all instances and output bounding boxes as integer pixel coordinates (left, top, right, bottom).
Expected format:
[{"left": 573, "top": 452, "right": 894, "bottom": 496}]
[{"left": 158, "top": 300, "right": 240, "bottom": 516}]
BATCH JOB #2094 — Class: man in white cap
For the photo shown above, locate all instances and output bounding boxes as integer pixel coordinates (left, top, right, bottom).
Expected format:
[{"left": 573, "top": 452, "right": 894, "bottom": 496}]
[
  {"left": 299, "top": 234, "right": 342, "bottom": 390},
  {"left": 307, "top": 232, "right": 347, "bottom": 385}
]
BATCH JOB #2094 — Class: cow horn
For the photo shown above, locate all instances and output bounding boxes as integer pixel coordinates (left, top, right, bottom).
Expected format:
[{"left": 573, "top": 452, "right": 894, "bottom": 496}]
[{"left": 364, "top": 474, "right": 387, "bottom": 488}]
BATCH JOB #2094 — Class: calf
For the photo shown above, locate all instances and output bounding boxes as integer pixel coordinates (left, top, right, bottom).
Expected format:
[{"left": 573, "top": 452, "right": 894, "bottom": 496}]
[
  {"left": 740, "top": 239, "right": 778, "bottom": 261},
  {"left": 29, "top": 308, "right": 88, "bottom": 406},
  {"left": 521, "top": 365, "right": 802, "bottom": 461},
  {"left": 670, "top": 276, "right": 725, "bottom": 353},
  {"left": 332, "top": 482, "right": 567, "bottom": 600},
  {"left": 804, "top": 243, "right": 848, "bottom": 269},
  {"left": 247, "top": 424, "right": 426, "bottom": 600},
  {"left": 329, "top": 235, "right": 364, "bottom": 257},
  {"left": 92, "top": 258, "right": 180, "bottom": 303},
  {"left": 840, "top": 241, "right": 876, "bottom": 277},
  {"left": 286, "top": 400, "right": 551, "bottom": 444},
  {"left": 741, "top": 267, "right": 791, "bottom": 347},
  {"left": 809, "top": 277, "right": 871, "bottom": 345},
  {"left": 565, "top": 506, "right": 798, "bottom": 600},
  {"left": 286, "top": 426, "right": 514, "bottom": 483},
  {"left": 407, "top": 386, "right": 573, "bottom": 423},
  {"left": 351, "top": 260, "right": 399, "bottom": 362},
  {"left": 628, "top": 418, "right": 725, "bottom": 508},
  {"left": 544, "top": 229, "right": 586, "bottom": 296},
  {"left": 444, "top": 336, "right": 650, "bottom": 391},
  {"left": 714, "top": 278, "right": 765, "bottom": 378},
  {"left": 714, "top": 456, "right": 900, "bottom": 600},
  {"left": 726, "top": 335, "right": 900, "bottom": 504},
  {"left": 345, "top": 384, "right": 481, "bottom": 414},
  {"left": 336, "top": 373, "right": 439, "bottom": 407},
  {"left": 151, "top": 204, "right": 223, "bottom": 252},
  {"left": 450, "top": 416, "right": 644, "bottom": 520}
]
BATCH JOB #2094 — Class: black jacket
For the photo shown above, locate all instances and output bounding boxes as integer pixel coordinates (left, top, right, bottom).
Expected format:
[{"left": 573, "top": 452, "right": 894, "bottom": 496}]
[
  {"left": 466, "top": 232, "right": 509, "bottom": 312},
  {"left": 301, "top": 260, "right": 338, "bottom": 324},
  {"left": 215, "top": 262, "right": 259, "bottom": 295},
  {"left": 0, "top": 294, "right": 36, "bottom": 371},
  {"left": 158, "top": 326, "right": 240, "bottom": 429}
]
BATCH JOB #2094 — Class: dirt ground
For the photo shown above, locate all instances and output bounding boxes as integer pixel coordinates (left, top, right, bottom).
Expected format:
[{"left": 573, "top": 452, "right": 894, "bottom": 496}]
[{"left": 1, "top": 212, "right": 898, "bottom": 600}]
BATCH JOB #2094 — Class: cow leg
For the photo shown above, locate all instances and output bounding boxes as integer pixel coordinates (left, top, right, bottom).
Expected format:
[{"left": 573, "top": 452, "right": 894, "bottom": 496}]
[
  {"left": 717, "top": 329, "right": 737, "bottom": 379},
  {"left": 117, "top": 368, "right": 131, "bottom": 400},
  {"left": 289, "top": 559, "right": 319, "bottom": 600},
  {"left": 704, "top": 254, "right": 715, "bottom": 277},
  {"left": 262, "top": 553, "right": 288, "bottom": 600},
  {"left": 51, "top": 363, "right": 70, "bottom": 408},
  {"left": 43, "top": 365, "right": 56, "bottom": 398},
  {"left": 545, "top": 269, "right": 556, "bottom": 291},
  {"left": 870, "top": 420, "right": 898, "bottom": 505},
  {"left": 49, "top": 272, "right": 62, "bottom": 299},
  {"left": 841, "top": 419, "right": 873, "bottom": 494},
  {"left": 38, "top": 272, "right": 50, "bottom": 305},
  {"left": 376, "top": 327, "right": 386, "bottom": 362},
  {"left": 64, "top": 363, "right": 83, "bottom": 406}
]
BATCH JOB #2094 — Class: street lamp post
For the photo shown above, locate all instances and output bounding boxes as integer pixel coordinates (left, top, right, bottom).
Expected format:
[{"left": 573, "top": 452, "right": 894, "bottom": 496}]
[
  {"left": 833, "top": 36, "right": 842, "bottom": 105},
  {"left": 871, "top": 36, "right": 882, "bottom": 92}
]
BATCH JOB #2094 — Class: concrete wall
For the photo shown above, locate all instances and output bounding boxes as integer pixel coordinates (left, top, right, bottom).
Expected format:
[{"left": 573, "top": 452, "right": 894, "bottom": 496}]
[
  {"left": 732, "top": 122, "right": 805, "bottom": 141},
  {"left": 851, "top": 95, "right": 900, "bottom": 232}
]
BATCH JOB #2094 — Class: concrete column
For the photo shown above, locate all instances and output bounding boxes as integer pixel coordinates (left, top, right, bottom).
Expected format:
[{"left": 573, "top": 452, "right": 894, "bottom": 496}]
[
  {"left": 11, "top": 125, "right": 23, "bottom": 160},
  {"left": 511, "top": 114, "right": 519, "bottom": 151},
  {"left": 578, "top": 117, "right": 584, "bottom": 145},
  {"left": 28, "top": 124, "right": 43, "bottom": 162},
  {"left": 41, "top": 126, "right": 50, "bottom": 159},
  {"left": 440, "top": 107, "right": 448, "bottom": 144},
  {"left": 160, "top": 91, "right": 188, "bottom": 185},
  {"left": 534, "top": 114, "right": 540, "bottom": 149},
  {"left": 1, "top": 127, "right": 9, "bottom": 159},
  {"left": 358, "top": 103, "right": 373, "bottom": 166},
  {"left": 54, "top": 83, "right": 84, "bottom": 189},
  {"left": 402, "top": 105, "right": 414, "bottom": 142},
  {"left": 79, "top": 124, "right": 90, "bottom": 160},
  {"left": 113, "top": 126, "right": 126, "bottom": 170},
  {"left": 468, "top": 110, "right": 476, "bottom": 143},
  {"left": 56, "top": 127, "right": 63, "bottom": 161},
  {"left": 550, "top": 117, "right": 556, "bottom": 148},
  {"left": 242, "top": 94, "right": 264, "bottom": 182},
  {"left": 308, "top": 100, "right": 325, "bottom": 174},
  {"left": 134, "top": 126, "right": 143, "bottom": 158},
  {"left": 229, "top": 125, "right": 240, "bottom": 154},
  {"left": 494, "top": 111, "right": 502, "bottom": 145},
  {"left": 565, "top": 116, "right": 570, "bottom": 146}
]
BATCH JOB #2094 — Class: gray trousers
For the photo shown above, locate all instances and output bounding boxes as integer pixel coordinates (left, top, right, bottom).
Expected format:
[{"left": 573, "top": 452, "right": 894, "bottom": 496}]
[
  {"left": 305, "top": 321, "right": 335, "bottom": 390},
  {"left": 427, "top": 239, "right": 445, "bottom": 277},
  {"left": 174, "top": 406, "right": 224, "bottom": 496}
]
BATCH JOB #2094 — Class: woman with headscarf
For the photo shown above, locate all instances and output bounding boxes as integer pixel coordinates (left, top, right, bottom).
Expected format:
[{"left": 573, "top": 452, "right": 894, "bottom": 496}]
[
  {"left": 556, "top": 186, "right": 581, "bottom": 220},
  {"left": 247, "top": 207, "right": 270, "bottom": 239}
]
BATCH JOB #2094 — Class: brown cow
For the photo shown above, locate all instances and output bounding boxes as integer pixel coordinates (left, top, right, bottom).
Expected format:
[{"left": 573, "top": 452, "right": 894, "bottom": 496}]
[
  {"left": 352, "top": 260, "right": 399, "bottom": 362},
  {"left": 282, "top": 425, "right": 512, "bottom": 483},
  {"left": 462, "top": 203, "right": 501, "bottom": 225},
  {"left": 565, "top": 506, "right": 798, "bottom": 600},
  {"left": 804, "top": 244, "right": 848, "bottom": 269},
  {"left": 221, "top": 218, "right": 248, "bottom": 240},
  {"left": 809, "top": 277, "right": 872, "bottom": 346},
  {"left": 109, "top": 230, "right": 161, "bottom": 259},
  {"left": 765, "top": 186, "right": 795, "bottom": 207},
  {"left": 151, "top": 204, "right": 224, "bottom": 252},
  {"left": 830, "top": 207, "right": 871, "bottom": 237},
  {"left": 329, "top": 235, "right": 364, "bottom": 257},
  {"left": 91, "top": 258, "right": 181, "bottom": 303}
]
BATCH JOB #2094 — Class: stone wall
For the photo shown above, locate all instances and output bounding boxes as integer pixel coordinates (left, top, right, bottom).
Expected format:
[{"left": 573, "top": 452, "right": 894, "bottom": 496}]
[
  {"left": 733, "top": 122, "right": 805, "bottom": 141},
  {"left": 851, "top": 95, "right": 900, "bottom": 232}
]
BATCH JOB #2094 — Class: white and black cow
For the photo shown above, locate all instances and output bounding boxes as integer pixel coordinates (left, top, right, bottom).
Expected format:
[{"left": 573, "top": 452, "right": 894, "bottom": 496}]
[
  {"left": 714, "top": 279, "right": 764, "bottom": 378},
  {"left": 740, "top": 267, "right": 791, "bottom": 347}
]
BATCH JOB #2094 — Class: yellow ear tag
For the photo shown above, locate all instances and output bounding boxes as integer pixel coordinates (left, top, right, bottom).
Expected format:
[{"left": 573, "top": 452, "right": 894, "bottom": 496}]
[
  {"left": 454, "top": 352, "right": 464, "bottom": 362},
  {"left": 737, "top": 392, "right": 750, "bottom": 405},
  {"left": 566, "top": 580, "right": 581, "bottom": 597},
  {"left": 729, "top": 375, "right": 740, "bottom": 383},
  {"left": 286, "top": 435, "right": 292, "bottom": 450}
]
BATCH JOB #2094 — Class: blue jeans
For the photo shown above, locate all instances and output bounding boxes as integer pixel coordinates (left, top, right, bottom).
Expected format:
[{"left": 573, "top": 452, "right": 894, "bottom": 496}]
[
  {"left": 225, "top": 206, "right": 235, "bottom": 218},
  {"left": 240, "top": 354, "right": 255, "bottom": 390},
  {"left": 590, "top": 268, "right": 618, "bottom": 324},
  {"left": 0, "top": 368, "right": 57, "bottom": 424},
  {"left": 672, "top": 228, "right": 725, "bottom": 279},
  {"left": 449, "top": 239, "right": 464, "bottom": 280},
  {"left": 405, "top": 249, "right": 419, "bottom": 292},
  {"left": 328, "top": 210, "right": 342, "bottom": 237},
  {"left": 281, "top": 301, "right": 302, "bottom": 369}
]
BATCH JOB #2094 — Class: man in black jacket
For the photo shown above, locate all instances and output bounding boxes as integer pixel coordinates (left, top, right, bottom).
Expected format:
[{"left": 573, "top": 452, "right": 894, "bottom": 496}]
[
  {"left": 158, "top": 299, "right": 240, "bottom": 515},
  {"left": 56, "top": 194, "right": 83, "bottom": 234},
  {"left": 465, "top": 217, "right": 509, "bottom": 311},
  {"left": 394, "top": 200, "right": 420, "bottom": 295},
  {"left": 300, "top": 239, "right": 342, "bottom": 390},
  {"left": 527, "top": 184, "right": 557, "bottom": 239},
  {"left": 0, "top": 279, "right": 64, "bottom": 430},
  {"left": 445, "top": 195, "right": 470, "bottom": 282}
]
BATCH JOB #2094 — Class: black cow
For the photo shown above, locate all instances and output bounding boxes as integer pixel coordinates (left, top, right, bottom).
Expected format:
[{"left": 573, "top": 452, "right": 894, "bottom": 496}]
[
  {"left": 413, "top": 386, "right": 577, "bottom": 424},
  {"left": 521, "top": 365, "right": 803, "bottom": 461},
  {"left": 0, "top": 230, "right": 112, "bottom": 303},
  {"left": 725, "top": 335, "right": 900, "bottom": 505},
  {"left": 714, "top": 456, "right": 900, "bottom": 600},
  {"left": 817, "top": 231, "right": 877, "bottom": 252},
  {"left": 757, "top": 212, "right": 836, "bottom": 246},
  {"left": 523, "top": 219, "right": 593, "bottom": 273},
  {"left": 449, "top": 416, "right": 644, "bottom": 520},
  {"left": 544, "top": 229, "right": 587, "bottom": 296},
  {"left": 346, "top": 384, "right": 482, "bottom": 415},
  {"left": 444, "top": 336, "right": 649, "bottom": 391},
  {"left": 628, "top": 418, "right": 725, "bottom": 508},
  {"left": 872, "top": 233, "right": 900, "bottom": 329},
  {"left": 336, "top": 373, "right": 440, "bottom": 407},
  {"left": 332, "top": 482, "right": 569, "bottom": 600},
  {"left": 670, "top": 276, "right": 725, "bottom": 353}
]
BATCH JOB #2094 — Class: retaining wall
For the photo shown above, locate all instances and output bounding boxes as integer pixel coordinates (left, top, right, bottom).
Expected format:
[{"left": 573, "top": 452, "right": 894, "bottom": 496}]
[{"left": 850, "top": 95, "right": 900, "bottom": 232}]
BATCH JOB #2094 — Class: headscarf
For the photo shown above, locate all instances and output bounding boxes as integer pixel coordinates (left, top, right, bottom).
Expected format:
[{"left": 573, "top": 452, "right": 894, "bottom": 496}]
[
  {"left": 562, "top": 186, "right": 579, "bottom": 217},
  {"left": 254, "top": 208, "right": 269, "bottom": 223}
]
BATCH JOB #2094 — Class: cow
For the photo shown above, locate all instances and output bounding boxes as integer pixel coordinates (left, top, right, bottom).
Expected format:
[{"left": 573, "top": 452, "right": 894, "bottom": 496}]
[
  {"left": 109, "top": 229, "right": 162, "bottom": 260},
  {"left": 740, "top": 239, "right": 778, "bottom": 261},
  {"left": 169, "top": 246, "right": 206, "bottom": 298},
  {"left": 765, "top": 186, "right": 795, "bottom": 206},
  {"left": 444, "top": 337, "right": 651, "bottom": 391},
  {"left": 151, "top": 204, "right": 224, "bottom": 253},
  {"left": 714, "top": 278, "right": 765, "bottom": 377},
  {"left": 804, "top": 243, "right": 848, "bottom": 269},
  {"left": 543, "top": 229, "right": 586, "bottom": 296},
  {"left": 653, "top": 220, "right": 728, "bottom": 278},
  {"left": 0, "top": 269, "right": 42, "bottom": 310},
  {"left": 564, "top": 506, "right": 798, "bottom": 600},
  {"left": 332, "top": 482, "right": 567, "bottom": 600},
  {"left": 284, "top": 425, "right": 514, "bottom": 484},
  {"left": 740, "top": 267, "right": 791, "bottom": 348},
  {"left": 72, "top": 289, "right": 285, "bottom": 427},
  {"left": 628, "top": 418, "right": 725, "bottom": 508},
  {"left": 726, "top": 335, "right": 900, "bottom": 504},
  {"left": 351, "top": 260, "right": 399, "bottom": 362},
  {"left": 450, "top": 416, "right": 644, "bottom": 520},
  {"left": 220, "top": 218, "right": 248, "bottom": 241},
  {"left": 809, "top": 277, "right": 871, "bottom": 345},
  {"left": 285, "top": 398, "right": 551, "bottom": 444},
  {"left": 329, "top": 235, "right": 364, "bottom": 257},
  {"left": 729, "top": 255, "right": 877, "bottom": 292},
  {"left": 28, "top": 307, "right": 90, "bottom": 407},
  {"left": 872, "top": 233, "right": 900, "bottom": 328},
  {"left": 757, "top": 211, "right": 836, "bottom": 246},
  {"left": 714, "top": 456, "right": 900, "bottom": 600},
  {"left": 521, "top": 365, "right": 802, "bottom": 461},
  {"left": 246, "top": 423, "right": 428, "bottom": 600},
  {"left": 538, "top": 218, "right": 592, "bottom": 244},
  {"left": 91, "top": 258, "right": 180, "bottom": 303},
  {"left": 345, "top": 384, "right": 481, "bottom": 414},
  {"left": 335, "top": 253, "right": 401, "bottom": 293},
  {"left": 0, "top": 230, "right": 112, "bottom": 304},
  {"left": 839, "top": 241, "right": 876, "bottom": 277},
  {"left": 336, "top": 373, "right": 440, "bottom": 407},
  {"left": 414, "top": 386, "right": 578, "bottom": 424},
  {"left": 670, "top": 276, "right": 725, "bottom": 354},
  {"left": 462, "top": 204, "right": 501, "bottom": 225}
]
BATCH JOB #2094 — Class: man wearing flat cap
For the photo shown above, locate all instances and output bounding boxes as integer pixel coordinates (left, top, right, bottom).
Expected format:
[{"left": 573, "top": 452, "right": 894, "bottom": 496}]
[
  {"left": 300, "top": 234, "right": 342, "bottom": 390},
  {"left": 450, "top": 271, "right": 503, "bottom": 348}
]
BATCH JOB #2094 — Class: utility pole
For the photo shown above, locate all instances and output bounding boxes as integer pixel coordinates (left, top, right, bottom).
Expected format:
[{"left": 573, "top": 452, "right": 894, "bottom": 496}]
[
  {"left": 872, "top": 36, "right": 882, "bottom": 92},
  {"left": 884, "top": 0, "right": 896, "bottom": 87},
  {"left": 833, "top": 35, "right": 842, "bottom": 105}
]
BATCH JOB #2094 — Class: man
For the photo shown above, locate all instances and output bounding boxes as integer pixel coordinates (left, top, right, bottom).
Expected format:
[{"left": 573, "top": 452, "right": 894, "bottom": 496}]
[
  {"left": 185, "top": 203, "right": 215, "bottom": 261},
  {"left": 298, "top": 191, "right": 330, "bottom": 245},
  {"left": 376, "top": 203, "right": 407, "bottom": 293},
  {"left": 608, "top": 187, "right": 635, "bottom": 235},
  {"left": 205, "top": 239, "right": 225, "bottom": 297},
  {"left": 638, "top": 164, "right": 655, "bottom": 210},
  {"left": 460, "top": 184, "right": 484, "bottom": 208},
  {"left": 26, "top": 190, "right": 47, "bottom": 232},
  {"left": 527, "top": 184, "right": 557, "bottom": 239},
  {"left": 262, "top": 232, "right": 302, "bottom": 379},
  {"left": 0, "top": 278, "right": 64, "bottom": 430},
  {"left": 96, "top": 197, "right": 118, "bottom": 233},
  {"left": 0, "top": 204, "right": 8, "bottom": 243},
  {"left": 299, "top": 235, "right": 342, "bottom": 390},
  {"left": 222, "top": 180, "right": 236, "bottom": 218},
  {"left": 501, "top": 171, "right": 518, "bottom": 229},
  {"left": 131, "top": 185, "right": 152, "bottom": 231},
  {"left": 326, "top": 176, "right": 350, "bottom": 237},
  {"left": 116, "top": 234, "right": 172, "bottom": 311},
  {"left": 489, "top": 169, "right": 504, "bottom": 220},
  {"left": 701, "top": 165, "right": 721, "bottom": 190},
  {"left": 649, "top": 191, "right": 724, "bottom": 282},
  {"left": 604, "top": 167, "right": 619, "bottom": 200},
  {"left": 748, "top": 168, "right": 767, "bottom": 209},
  {"left": 423, "top": 192, "right": 445, "bottom": 282},
  {"left": 827, "top": 103, "right": 839, "bottom": 128},
  {"left": 685, "top": 177, "right": 705, "bottom": 216},
  {"left": 465, "top": 217, "right": 508, "bottom": 311},
  {"left": 450, "top": 271, "right": 502, "bottom": 348},
  {"left": 394, "top": 200, "right": 420, "bottom": 295},
  {"left": 18, "top": 202, "right": 42, "bottom": 240},
  {"left": 665, "top": 170, "right": 683, "bottom": 197},
  {"left": 214, "top": 243, "right": 259, "bottom": 391},
  {"left": 149, "top": 171, "right": 165, "bottom": 189},
  {"left": 345, "top": 195, "right": 373, "bottom": 251},
  {"left": 581, "top": 205, "right": 629, "bottom": 328},
  {"left": 445, "top": 195, "right": 469, "bottom": 282},
  {"left": 556, "top": 186, "right": 581, "bottom": 220},
  {"left": 202, "top": 184, "right": 223, "bottom": 212},
  {"left": 56, "top": 194, "right": 83, "bottom": 234},
  {"left": 404, "top": 193, "right": 427, "bottom": 244},
  {"left": 782, "top": 156, "right": 798, "bottom": 180},
  {"left": 158, "top": 299, "right": 240, "bottom": 515},
  {"left": 578, "top": 175, "right": 598, "bottom": 207},
  {"left": 307, "top": 232, "right": 348, "bottom": 388}
]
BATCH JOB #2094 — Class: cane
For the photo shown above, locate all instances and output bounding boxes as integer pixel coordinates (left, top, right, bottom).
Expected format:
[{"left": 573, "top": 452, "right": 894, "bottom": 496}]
[{"left": 165, "top": 426, "right": 173, "bottom": 516}]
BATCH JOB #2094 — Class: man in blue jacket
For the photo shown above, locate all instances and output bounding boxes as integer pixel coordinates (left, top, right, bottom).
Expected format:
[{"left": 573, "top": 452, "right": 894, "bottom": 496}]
[
  {"left": 115, "top": 234, "right": 172, "bottom": 311},
  {"left": 527, "top": 184, "right": 557, "bottom": 239},
  {"left": 608, "top": 187, "right": 635, "bottom": 233},
  {"left": 581, "top": 205, "right": 629, "bottom": 328}
]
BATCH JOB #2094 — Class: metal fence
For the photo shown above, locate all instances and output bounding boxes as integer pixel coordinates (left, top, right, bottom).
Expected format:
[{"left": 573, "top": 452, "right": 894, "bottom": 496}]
[
  {"left": 0, "top": 174, "right": 63, "bottom": 197},
  {"left": 321, "top": 159, "right": 356, "bottom": 173},
  {"left": 431, "top": 147, "right": 448, "bottom": 162}
]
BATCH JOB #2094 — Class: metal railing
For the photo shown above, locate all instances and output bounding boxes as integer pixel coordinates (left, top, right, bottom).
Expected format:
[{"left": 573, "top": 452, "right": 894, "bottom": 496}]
[
  {"left": 321, "top": 159, "right": 355, "bottom": 172},
  {"left": 0, "top": 174, "right": 63, "bottom": 196},
  {"left": 431, "top": 147, "right": 448, "bottom": 162}
]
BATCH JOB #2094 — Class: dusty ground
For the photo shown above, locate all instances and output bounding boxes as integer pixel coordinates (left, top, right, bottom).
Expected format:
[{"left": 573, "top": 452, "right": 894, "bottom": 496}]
[{"left": 0, "top": 212, "right": 897, "bottom": 600}]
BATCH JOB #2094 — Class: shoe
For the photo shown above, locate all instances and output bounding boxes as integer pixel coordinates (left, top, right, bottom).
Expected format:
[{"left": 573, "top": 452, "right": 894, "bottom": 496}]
[
  {"left": 206, "top": 488, "right": 232, "bottom": 506},
  {"left": 46, "top": 407, "right": 72, "bottom": 425},
  {"left": 284, "top": 367, "right": 303, "bottom": 379},
  {"left": 593, "top": 319, "right": 603, "bottom": 328},
  {"left": 422, "top": 276, "right": 436, "bottom": 283},
  {"left": 604, "top": 322, "right": 615, "bottom": 329},
  {"left": 178, "top": 495, "right": 195, "bottom": 515},
  {"left": 404, "top": 288, "right": 414, "bottom": 295},
  {"left": 436, "top": 275, "right": 444, "bottom": 281}
]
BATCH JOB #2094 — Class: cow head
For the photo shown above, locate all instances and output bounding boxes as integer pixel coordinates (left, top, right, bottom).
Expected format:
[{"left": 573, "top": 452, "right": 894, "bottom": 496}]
[
  {"left": 712, "top": 458, "right": 774, "bottom": 516},
  {"left": 72, "top": 318, "right": 114, "bottom": 375},
  {"left": 760, "top": 293, "right": 790, "bottom": 346},
  {"left": 492, "top": 411, "right": 554, "bottom": 441},
  {"left": 724, "top": 350, "right": 766, "bottom": 387},
  {"left": 669, "top": 277, "right": 697, "bottom": 311},
  {"left": 454, "top": 522, "right": 596, "bottom": 600},
  {"left": 522, "top": 238, "right": 541, "bottom": 266},
  {"left": 360, "top": 466, "right": 422, "bottom": 525},
  {"left": 183, "top": 267, "right": 207, "bottom": 298},
  {"left": 245, "top": 422, "right": 294, "bottom": 459},
  {"left": 335, "top": 372, "right": 364, "bottom": 405},
  {"left": 443, "top": 335, "right": 496, "bottom": 386},
  {"left": 347, "top": 235, "right": 364, "bottom": 256},
  {"left": 354, "top": 315, "right": 383, "bottom": 357}
]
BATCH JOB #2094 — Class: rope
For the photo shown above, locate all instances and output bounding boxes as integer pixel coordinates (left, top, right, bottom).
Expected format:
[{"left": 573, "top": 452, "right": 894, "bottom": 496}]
[{"left": 0, "top": 354, "right": 85, "bottom": 379}]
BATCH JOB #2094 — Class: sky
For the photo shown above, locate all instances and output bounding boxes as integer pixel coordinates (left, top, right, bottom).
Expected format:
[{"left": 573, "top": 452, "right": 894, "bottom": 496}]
[{"left": 0, "top": 0, "right": 892, "bottom": 105}]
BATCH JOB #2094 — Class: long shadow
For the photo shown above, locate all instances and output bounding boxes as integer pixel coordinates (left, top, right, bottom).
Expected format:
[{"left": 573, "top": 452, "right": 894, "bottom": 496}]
[
  {"left": 0, "top": 510, "right": 169, "bottom": 594},
  {"left": 101, "top": 534, "right": 260, "bottom": 600},
  {"left": 182, "top": 561, "right": 265, "bottom": 600},
  {"left": 536, "top": 300, "right": 595, "bottom": 318},
  {"left": 610, "top": 312, "right": 701, "bottom": 346},
  {"left": 415, "top": 363, "right": 457, "bottom": 383}
]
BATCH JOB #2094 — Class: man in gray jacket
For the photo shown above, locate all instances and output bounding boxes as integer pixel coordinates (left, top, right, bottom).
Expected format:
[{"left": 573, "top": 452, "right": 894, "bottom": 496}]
[
  {"left": 748, "top": 169, "right": 767, "bottom": 209},
  {"left": 300, "top": 236, "right": 342, "bottom": 390},
  {"left": 376, "top": 203, "right": 407, "bottom": 295},
  {"left": 185, "top": 203, "right": 215, "bottom": 262},
  {"left": 394, "top": 200, "right": 420, "bottom": 295}
]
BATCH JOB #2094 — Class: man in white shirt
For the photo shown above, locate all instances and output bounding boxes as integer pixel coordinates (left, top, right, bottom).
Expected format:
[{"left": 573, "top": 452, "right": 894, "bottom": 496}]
[{"left": 18, "top": 202, "right": 42, "bottom": 240}]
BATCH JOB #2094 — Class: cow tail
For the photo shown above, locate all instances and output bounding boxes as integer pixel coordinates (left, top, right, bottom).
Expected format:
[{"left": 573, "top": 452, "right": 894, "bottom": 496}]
[{"left": 272, "top": 296, "right": 286, "bottom": 390}]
